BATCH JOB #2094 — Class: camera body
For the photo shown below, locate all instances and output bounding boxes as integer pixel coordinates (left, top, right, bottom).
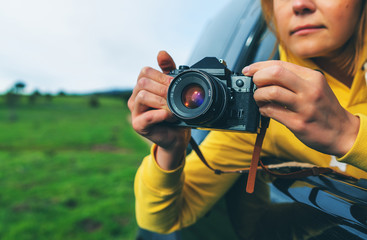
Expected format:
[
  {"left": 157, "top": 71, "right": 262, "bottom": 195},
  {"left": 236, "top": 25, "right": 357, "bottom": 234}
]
[{"left": 167, "top": 57, "right": 260, "bottom": 133}]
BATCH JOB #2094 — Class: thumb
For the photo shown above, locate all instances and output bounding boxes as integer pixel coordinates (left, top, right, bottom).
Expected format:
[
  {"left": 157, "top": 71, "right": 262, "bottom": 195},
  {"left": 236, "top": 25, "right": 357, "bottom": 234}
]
[{"left": 157, "top": 51, "right": 176, "bottom": 74}]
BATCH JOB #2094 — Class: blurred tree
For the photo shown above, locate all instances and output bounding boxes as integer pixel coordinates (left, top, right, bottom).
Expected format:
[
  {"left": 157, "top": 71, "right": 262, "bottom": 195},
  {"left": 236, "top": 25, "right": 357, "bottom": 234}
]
[
  {"left": 45, "top": 93, "right": 53, "bottom": 102},
  {"left": 89, "top": 95, "right": 100, "bottom": 108},
  {"left": 5, "top": 81, "right": 26, "bottom": 122},
  {"left": 14, "top": 81, "right": 26, "bottom": 94},
  {"left": 58, "top": 91, "right": 67, "bottom": 97},
  {"left": 28, "top": 90, "right": 41, "bottom": 105},
  {"left": 32, "top": 89, "right": 41, "bottom": 96}
]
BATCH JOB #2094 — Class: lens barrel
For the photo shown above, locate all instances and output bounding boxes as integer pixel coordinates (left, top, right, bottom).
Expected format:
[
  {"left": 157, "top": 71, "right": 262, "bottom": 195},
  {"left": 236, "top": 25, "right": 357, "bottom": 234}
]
[{"left": 167, "top": 70, "right": 227, "bottom": 125}]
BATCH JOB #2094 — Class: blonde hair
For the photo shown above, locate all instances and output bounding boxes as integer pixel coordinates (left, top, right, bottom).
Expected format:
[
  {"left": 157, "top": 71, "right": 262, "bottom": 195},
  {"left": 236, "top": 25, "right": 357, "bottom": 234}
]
[{"left": 260, "top": 0, "right": 367, "bottom": 76}]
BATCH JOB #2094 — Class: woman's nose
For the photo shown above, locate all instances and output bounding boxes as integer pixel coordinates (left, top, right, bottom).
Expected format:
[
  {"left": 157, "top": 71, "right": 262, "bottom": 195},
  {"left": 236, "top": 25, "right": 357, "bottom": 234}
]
[{"left": 292, "top": 0, "right": 316, "bottom": 15}]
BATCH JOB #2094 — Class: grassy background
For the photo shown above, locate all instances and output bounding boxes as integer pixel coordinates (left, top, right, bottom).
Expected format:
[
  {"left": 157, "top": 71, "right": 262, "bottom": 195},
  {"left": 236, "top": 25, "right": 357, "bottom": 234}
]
[{"left": 0, "top": 94, "right": 149, "bottom": 240}]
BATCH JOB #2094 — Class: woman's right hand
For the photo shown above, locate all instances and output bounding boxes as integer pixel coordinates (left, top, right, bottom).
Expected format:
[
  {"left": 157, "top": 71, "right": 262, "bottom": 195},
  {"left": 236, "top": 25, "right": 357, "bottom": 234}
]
[{"left": 127, "top": 51, "right": 191, "bottom": 170}]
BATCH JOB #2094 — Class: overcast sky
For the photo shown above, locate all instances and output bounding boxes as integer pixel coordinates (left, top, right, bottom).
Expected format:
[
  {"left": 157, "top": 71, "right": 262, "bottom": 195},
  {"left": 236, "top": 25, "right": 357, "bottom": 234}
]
[{"left": 0, "top": 0, "right": 232, "bottom": 94}]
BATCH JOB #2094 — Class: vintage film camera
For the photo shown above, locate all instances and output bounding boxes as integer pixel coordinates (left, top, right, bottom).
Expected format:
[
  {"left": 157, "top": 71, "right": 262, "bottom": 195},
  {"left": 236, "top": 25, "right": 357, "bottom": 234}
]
[{"left": 167, "top": 57, "right": 260, "bottom": 133}]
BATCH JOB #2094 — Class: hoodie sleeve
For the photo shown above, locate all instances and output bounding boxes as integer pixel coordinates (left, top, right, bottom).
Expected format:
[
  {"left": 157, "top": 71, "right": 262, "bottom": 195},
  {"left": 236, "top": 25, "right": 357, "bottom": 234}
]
[
  {"left": 134, "top": 131, "right": 264, "bottom": 234},
  {"left": 337, "top": 113, "right": 367, "bottom": 172}
]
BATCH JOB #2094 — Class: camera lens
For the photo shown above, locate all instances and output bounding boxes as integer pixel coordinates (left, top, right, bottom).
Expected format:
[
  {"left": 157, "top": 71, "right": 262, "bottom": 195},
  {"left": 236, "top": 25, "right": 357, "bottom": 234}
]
[
  {"left": 167, "top": 69, "right": 227, "bottom": 125},
  {"left": 181, "top": 84, "right": 205, "bottom": 109}
]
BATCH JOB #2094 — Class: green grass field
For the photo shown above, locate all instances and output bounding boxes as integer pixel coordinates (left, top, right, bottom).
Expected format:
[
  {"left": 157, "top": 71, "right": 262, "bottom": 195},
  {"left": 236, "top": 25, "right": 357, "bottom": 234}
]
[{"left": 0, "top": 94, "right": 149, "bottom": 240}]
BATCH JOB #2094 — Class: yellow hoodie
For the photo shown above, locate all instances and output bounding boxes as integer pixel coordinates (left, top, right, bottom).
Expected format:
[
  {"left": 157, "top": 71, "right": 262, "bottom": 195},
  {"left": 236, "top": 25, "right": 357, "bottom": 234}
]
[{"left": 134, "top": 46, "right": 367, "bottom": 233}]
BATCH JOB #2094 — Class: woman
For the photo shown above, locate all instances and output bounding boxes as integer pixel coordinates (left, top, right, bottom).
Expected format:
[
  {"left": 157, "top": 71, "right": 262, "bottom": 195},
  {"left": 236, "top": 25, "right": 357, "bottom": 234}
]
[{"left": 128, "top": 0, "right": 367, "bottom": 234}]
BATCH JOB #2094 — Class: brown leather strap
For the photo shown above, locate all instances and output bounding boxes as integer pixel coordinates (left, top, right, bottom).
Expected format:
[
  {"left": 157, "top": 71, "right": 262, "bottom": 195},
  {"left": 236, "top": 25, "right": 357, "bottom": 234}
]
[{"left": 246, "top": 117, "right": 269, "bottom": 193}]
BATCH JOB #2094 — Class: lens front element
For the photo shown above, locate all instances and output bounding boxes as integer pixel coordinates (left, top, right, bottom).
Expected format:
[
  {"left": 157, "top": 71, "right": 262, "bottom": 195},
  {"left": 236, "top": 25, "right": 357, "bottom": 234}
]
[
  {"left": 167, "top": 69, "right": 227, "bottom": 125},
  {"left": 181, "top": 84, "right": 205, "bottom": 109}
]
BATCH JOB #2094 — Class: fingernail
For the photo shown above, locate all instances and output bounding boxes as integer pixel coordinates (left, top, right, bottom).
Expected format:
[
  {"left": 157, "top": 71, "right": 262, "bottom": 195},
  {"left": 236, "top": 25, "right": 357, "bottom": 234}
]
[{"left": 242, "top": 66, "right": 250, "bottom": 75}]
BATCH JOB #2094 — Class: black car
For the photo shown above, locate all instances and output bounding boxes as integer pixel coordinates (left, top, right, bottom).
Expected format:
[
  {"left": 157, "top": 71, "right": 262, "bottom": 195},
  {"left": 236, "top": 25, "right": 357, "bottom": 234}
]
[{"left": 137, "top": 0, "right": 367, "bottom": 239}]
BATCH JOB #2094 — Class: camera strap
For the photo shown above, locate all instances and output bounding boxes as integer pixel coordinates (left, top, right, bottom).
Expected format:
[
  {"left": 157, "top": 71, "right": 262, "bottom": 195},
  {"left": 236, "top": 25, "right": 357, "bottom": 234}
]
[
  {"left": 246, "top": 116, "right": 270, "bottom": 193},
  {"left": 189, "top": 116, "right": 336, "bottom": 194}
]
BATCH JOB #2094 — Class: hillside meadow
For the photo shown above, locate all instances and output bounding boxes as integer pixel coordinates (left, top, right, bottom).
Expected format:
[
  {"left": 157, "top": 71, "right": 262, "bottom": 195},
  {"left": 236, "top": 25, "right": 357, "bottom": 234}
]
[{"left": 0, "top": 93, "right": 149, "bottom": 240}]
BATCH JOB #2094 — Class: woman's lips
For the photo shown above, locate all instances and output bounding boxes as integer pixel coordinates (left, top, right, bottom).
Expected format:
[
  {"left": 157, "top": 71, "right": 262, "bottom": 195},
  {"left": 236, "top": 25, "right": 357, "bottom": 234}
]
[{"left": 290, "top": 25, "right": 325, "bottom": 36}]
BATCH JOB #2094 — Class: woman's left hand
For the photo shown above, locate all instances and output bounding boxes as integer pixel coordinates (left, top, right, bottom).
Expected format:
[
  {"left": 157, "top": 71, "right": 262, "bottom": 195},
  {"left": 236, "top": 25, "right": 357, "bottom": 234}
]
[{"left": 243, "top": 60, "right": 360, "bottom": 158}]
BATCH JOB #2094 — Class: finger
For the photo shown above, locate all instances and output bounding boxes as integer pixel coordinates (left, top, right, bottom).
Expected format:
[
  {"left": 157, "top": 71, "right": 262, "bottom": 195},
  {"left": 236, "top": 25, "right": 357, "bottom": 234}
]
[
  {"left": 132, "top": 90, "right": 168, "bottom": 117},
  {"left": 254, "top": 85, "right": 297, "bottom": 111},
  {"left": 137, "top": 66, "right": 173, "bottom": 86},
  {"left": 137, "top": 77, "right": 169, "bottom": 99},
  {"left": 130, "top": 67, "right": 173, "bottom": 108},
  {"left": 243, "top": 60, "right": 322, "bottom": 91},
  {"left": 157, "top": 51, "right": 176, "bottom": 74},
  {"left": 251, "top": 64, "right": 307, "bottom": 93},
  {"left": 128, "top": 77, "right": 169, "bottom": 111},
  {"left": 244, "top": 60, "right": 315, "bottom": 78},
  {"left": 258, "top": 102, "right": 297, "bottom": 127},
  {"left": 132, "top": 109, "right": 174, "bottom": 135}
]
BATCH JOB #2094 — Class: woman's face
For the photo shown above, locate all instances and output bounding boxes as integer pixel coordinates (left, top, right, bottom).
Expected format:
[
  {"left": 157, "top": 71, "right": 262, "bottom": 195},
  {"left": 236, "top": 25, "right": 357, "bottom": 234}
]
[{"left": 273, "top": 0, "right": 362, "bottom": 59}]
